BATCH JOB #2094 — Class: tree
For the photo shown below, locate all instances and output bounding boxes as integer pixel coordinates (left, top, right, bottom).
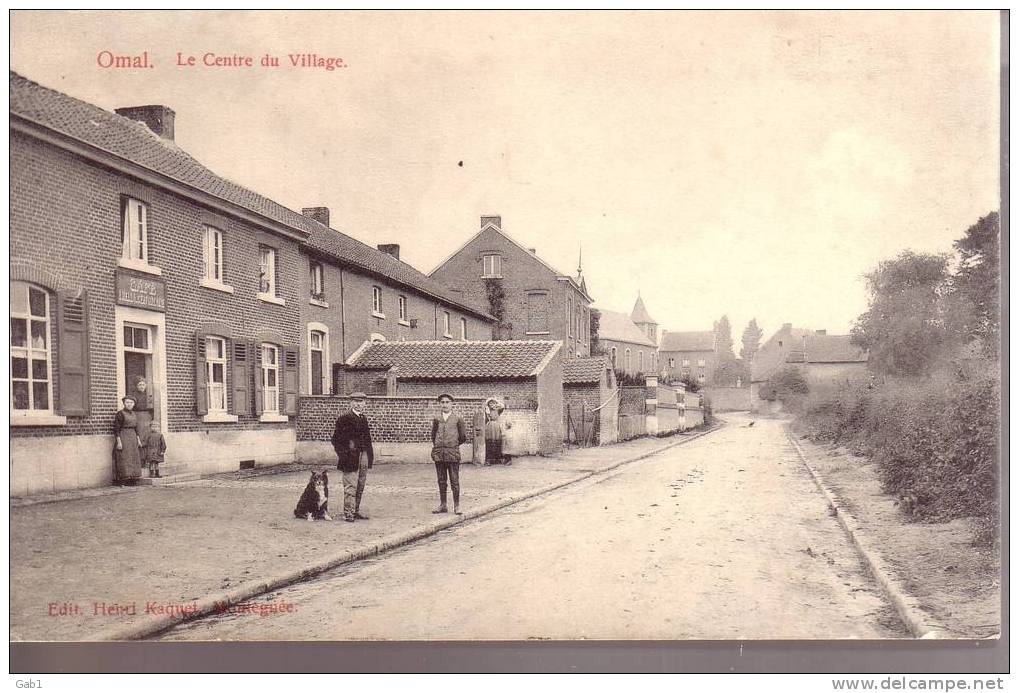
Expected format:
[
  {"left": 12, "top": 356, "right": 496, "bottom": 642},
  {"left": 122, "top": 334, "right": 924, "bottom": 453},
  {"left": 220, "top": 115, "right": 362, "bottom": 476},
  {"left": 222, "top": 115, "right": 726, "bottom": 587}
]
[
  {"left": 952, "top": 212, "right": 1000, "bottom": 354},
  {"left": 851, "top": 251, "right": 959, "bottom": 376},
  {"left": 678, "top": 375, "right": 701, "bottom": 393},
  {"left": 712, "top": 315, "right": 737, "bottom": 385},
  {"left": 758, "top": 366, "right": 809, "bottom": 402},
  {"left": 740, "top": 318, "right": 763, "bottom": 363},
  {"left": 589, "top": 308, "right": 602, "bottom": 356},
  {"left": 483, "top": 278, "right": 510, "bottom": 340}
]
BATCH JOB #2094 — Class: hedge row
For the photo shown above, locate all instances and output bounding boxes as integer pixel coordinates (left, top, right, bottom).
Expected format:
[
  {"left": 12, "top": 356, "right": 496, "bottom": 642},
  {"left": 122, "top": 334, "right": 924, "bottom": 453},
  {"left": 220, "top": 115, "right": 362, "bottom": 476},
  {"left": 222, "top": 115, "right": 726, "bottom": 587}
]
[{"left": 796, "top": 359, "right": 999, "bottom": 543}]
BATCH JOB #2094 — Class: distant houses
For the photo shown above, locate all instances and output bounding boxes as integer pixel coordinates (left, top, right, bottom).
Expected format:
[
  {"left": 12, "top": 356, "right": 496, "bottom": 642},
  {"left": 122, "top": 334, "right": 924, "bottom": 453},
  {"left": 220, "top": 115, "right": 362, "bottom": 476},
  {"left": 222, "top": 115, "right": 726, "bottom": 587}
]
[
  {"left": 597, "top": 299, "right": 659, "bottom": 377},
  {"left": 659, "top": 330, "right": 716, "bottom": 385}
]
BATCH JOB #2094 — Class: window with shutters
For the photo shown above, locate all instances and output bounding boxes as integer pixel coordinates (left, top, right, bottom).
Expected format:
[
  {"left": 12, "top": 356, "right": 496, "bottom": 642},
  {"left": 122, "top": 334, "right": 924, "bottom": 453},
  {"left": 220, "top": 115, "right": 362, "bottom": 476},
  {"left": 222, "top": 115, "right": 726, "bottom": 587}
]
[
  {"left": 10, "top": 282, "right": 53, "bottom": 415},
  {"left": 261, "top": 343, "right": 280, "bottom": 414},
  {"left": 526, "top": 292, "right": 549, "bottom": 334},
  {"left": 205, "top": 336, "right": 228, "bottom": 412}
]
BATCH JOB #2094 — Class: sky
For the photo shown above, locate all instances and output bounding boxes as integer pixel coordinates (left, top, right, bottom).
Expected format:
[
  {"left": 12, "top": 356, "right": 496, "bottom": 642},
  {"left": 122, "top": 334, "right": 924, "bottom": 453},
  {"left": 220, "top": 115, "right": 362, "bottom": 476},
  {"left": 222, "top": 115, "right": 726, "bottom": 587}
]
[{"left": 10, "top": 11, "right": 1001, "bottom": 342}]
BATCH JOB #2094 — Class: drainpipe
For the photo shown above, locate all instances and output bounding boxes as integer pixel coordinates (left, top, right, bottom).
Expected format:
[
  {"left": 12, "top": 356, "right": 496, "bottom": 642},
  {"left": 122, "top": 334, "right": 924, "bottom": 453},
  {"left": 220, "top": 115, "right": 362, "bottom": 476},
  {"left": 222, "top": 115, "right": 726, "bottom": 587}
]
[{"left": 339, "top": 267, "right": 346, "bottom": 360}]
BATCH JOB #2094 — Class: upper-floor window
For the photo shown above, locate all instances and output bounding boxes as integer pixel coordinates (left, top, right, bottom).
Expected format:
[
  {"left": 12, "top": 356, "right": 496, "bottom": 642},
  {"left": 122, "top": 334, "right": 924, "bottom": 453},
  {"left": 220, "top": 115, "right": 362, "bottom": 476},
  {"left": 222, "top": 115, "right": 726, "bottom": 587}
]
[
  {"left": 443, "top": 310, "right": 452, "bottom": 338},
  {"left": 611, "top": 347, "right": 617, "bottom": 368},
  {"left": 203, "top": 226, "right": 223, "bottom": 283},
  {"left": 205, "top": 336, "right": 228, "bottom": 412},
  {"left": 669, "top": 358, "right": 675, "bottom": 368},
  {"left": 682, "top": 359, "right": 691, "bottom": 367},
  {"left": 372, "top": 286, "right": 384, "bottom": 317},
  {"left": 259, "top": 247, "right": 277, "bottom": 296},
  {"left": 698, "top": 359, "right": 706, "bottom": 368},
  {"left": 10, "top": 283, "right": 52, "bottom": 414},
  {"left": 261, "top": 343, "right": 280, "bottom": 414},
  {"left": 121, "top": 197, "right": 148, "bottom": 262},
  {"left": 310, "top": 261, "right": 324, "bottom": 299},
  {"left": 398, "top": 295, "right": 408, "bottom": 323},
  {"left": 567, "top": 296, "right": 573, "bottom": 337},
  {"left": 460, "top": 318, "right": 468, "bottom": 340},
  {"left": 526, "top": 292, "right": 549, "bottom": 334},
  {"left": 482, "top": 254, "right": 502, "bottom": 278}
]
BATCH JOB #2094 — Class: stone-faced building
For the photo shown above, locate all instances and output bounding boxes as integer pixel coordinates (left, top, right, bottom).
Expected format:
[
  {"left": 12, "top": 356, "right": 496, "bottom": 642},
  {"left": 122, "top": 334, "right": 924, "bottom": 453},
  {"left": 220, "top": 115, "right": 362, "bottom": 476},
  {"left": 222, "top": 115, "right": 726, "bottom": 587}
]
[
  {"left": 659, "top": 330, "right": 716, "bottom": 384},
  {"left": 784, "top": 331, "right": 869, "bottom": 392},
  {"left": 297, "top": 209, "right": 494, "bottom": 397},
  {"left": 9, "top": 71, "right": 324, "bottom": 494},
  {"left": 429, "top": 216, "right": 593, "bottom": 359},
  {"left": 596, "top": 309, "right": 658, "bottom": 377}
]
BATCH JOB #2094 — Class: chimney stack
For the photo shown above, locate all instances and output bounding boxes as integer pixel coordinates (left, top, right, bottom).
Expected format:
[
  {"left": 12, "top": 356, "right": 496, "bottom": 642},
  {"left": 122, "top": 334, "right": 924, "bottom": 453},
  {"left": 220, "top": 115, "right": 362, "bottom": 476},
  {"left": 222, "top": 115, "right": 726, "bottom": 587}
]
[
  {"left": 815, "top": 329, "right": 827, "bottom": 335},
  {"left": 377, "top": 244, "right": 400, "bottom": 260},
  {"left": 481, "top": 215, "right": 501, "bottom": 229},
  {"left": 528, "top": 248, "right": 536, "bottom": 254},
  {"left": 782, "top": 322, "right": 793, "bottom": 331},
  {"left": 115, "top": 105, "right": 175, "bottom": 141},
  {"left": 301, "top": 207, "right": 330, "bottom": 226}
]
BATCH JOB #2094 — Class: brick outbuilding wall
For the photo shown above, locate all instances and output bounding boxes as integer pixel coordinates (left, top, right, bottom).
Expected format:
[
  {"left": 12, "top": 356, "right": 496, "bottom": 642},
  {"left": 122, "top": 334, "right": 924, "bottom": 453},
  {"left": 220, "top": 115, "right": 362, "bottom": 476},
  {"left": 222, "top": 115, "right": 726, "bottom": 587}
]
[{"left": 298, "top": 395, "right": 486, "bottom": 443}]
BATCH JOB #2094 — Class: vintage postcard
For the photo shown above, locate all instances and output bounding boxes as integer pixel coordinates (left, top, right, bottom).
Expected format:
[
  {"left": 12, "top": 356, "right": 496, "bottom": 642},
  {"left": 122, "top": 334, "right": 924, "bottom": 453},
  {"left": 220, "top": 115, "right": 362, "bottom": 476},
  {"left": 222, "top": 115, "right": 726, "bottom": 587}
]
[{"left": 8, "top": 9, "right": 1003, "bottom": 654}]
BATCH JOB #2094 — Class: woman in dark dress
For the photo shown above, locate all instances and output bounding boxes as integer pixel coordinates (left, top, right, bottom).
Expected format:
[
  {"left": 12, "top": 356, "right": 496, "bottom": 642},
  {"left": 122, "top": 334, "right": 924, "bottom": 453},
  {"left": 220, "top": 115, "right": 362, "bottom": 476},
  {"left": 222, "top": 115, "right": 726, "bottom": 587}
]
[
  {"left": 131, "top": 377, "right": 153, "bottom": 446},
  {"left": 113, "top": 395, "right": 143, "bottom": 484}
]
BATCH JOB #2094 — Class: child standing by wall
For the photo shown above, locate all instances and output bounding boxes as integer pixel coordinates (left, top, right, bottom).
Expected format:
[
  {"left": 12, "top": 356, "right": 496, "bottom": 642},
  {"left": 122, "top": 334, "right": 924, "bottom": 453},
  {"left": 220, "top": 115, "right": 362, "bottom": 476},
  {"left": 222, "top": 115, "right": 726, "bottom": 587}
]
[{"left": 143, "top": 421, "right": 166, "bottom": 478}]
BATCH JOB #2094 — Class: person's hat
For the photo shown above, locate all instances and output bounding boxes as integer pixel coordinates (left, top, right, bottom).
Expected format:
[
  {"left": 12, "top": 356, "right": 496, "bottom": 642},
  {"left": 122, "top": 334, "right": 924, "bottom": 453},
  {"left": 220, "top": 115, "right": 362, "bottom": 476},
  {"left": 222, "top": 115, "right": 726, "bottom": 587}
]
[
  {"left": 485, "top": 397, "right": 504, "bottom": 410},
  {"left": 121, "top": 395, "right": 137, "bottom": 404},
  {"left": 349, "top": 391, "right": 367, "bottom": 400},
  {"left": 436, "top": 393, "right": 454, "bottom": 403}
]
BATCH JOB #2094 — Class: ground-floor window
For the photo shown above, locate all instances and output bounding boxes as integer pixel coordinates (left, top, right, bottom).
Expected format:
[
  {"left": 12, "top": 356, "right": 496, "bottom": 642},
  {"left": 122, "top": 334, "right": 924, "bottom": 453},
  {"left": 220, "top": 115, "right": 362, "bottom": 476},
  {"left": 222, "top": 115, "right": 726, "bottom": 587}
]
[
  {"left": 206, "top": 336, "right": 228, "bottom": 411},
  {"left": 310, "top": 330, "right": 325, "bottom": 395},
  {"left": 261, "top": 343, "right": 280, "bottom": 413},
  {"left": 10, "top": 282, "right": 52, "bottom": 413}
]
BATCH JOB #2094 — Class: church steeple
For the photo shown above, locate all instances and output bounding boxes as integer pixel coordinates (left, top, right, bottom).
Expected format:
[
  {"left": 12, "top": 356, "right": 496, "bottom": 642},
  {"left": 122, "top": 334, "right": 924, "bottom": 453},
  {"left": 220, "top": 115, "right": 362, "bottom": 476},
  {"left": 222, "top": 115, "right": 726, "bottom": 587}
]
[{"left": 631, "top": 294, "right": 658, "bottom": 344}]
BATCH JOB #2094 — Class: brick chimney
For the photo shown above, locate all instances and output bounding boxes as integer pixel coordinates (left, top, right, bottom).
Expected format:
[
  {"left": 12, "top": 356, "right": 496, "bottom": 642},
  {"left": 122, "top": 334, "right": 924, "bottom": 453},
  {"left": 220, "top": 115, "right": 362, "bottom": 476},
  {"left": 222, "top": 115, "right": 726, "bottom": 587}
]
[
  {"left": 377, "top": 244, "right": 400, "bottom": 260},
  {"left": 115, "top": 105, "right": 175, "bottom": 141},
  {"left": 301, "top": 207, "right": 330, "bottom": 226},
  {"left": 782, "top": 322, "right": 793, "bottom": 331},
  {"left": 481, "top": 215, "right": 501, "bottom": 229},
  {"left": 528, "top": 248, "right": 536, "bottom": 254}
]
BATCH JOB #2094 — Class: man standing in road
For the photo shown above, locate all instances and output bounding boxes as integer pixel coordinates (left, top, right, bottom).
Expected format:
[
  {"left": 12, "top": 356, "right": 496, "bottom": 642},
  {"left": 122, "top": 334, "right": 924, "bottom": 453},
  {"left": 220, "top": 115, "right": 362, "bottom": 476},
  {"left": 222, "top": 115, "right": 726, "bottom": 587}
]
[
  {"left": 430, "top": 393, "right": 468, "bottom": 515},
  {"left": 331, "top": 392, "right": 375, "bottom": 523}
]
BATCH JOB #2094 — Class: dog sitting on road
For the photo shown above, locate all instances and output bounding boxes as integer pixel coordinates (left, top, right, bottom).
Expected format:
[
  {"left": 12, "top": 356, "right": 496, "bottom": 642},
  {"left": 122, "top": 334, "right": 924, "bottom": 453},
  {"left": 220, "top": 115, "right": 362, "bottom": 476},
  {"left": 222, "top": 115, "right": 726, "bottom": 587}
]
[{"left": 294, "top": 470, "right": 332, "bottom": 521}]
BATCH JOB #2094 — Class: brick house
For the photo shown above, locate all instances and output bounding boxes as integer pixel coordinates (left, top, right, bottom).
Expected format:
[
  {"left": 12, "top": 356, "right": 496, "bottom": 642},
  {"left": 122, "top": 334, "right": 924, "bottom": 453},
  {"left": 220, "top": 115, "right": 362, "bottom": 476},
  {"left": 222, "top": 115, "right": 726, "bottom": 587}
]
[
  {"left": 11, "top": 71, "right": 313, "bottom": 494},
  {"left": 336, "top": 339, "right": 565, "bottom": 455},
  {"left": 749, "top": 323, "right": 815, "bottom": 410},
  {"left": 429, "top": 216, "right": 593, "bottom": 359},
  {"left": 659, "top": 330, "right": 716, "bottom": 384},
  {"left": 596, "top": 309, "right": 658, "bottom": 377},
  {"left": 296, "top": 207, "right": 494, "bottom": 397},
  {"left": 784, "top": 331, "right": 869, "bottom": 392}
]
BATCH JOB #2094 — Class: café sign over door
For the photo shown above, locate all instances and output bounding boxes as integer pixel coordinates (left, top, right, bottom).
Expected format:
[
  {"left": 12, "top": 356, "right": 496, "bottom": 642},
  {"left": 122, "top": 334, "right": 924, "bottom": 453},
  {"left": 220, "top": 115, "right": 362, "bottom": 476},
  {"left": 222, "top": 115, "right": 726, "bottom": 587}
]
[{"left": 115, "top": 270, "right": 166, "bottom": 312}]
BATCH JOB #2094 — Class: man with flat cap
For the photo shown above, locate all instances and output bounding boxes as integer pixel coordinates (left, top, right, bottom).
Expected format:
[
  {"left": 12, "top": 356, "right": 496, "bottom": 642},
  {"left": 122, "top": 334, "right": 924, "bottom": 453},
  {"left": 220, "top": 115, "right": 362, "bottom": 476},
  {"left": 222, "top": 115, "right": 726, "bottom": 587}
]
[
  {"left": 430, "top": 393, "right": 468, "bottom": 515},
  {"left": 331, "top": 392, "right": 375, "bottom": 522}
]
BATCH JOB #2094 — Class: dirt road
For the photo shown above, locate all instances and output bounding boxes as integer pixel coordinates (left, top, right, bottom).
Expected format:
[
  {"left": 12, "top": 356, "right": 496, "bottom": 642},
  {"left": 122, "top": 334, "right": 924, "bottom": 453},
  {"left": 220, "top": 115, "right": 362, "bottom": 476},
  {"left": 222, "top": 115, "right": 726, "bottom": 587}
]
[{"left": 161, "top": 416, "right": 906, "bottom": 640}]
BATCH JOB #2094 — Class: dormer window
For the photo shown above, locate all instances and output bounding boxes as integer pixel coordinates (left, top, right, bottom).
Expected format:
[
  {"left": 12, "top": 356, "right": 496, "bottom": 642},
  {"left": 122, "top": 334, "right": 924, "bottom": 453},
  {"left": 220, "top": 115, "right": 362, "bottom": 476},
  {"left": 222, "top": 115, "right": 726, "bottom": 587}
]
[{"left": 482, "top": 254, "right": 502, "bottom": 278}]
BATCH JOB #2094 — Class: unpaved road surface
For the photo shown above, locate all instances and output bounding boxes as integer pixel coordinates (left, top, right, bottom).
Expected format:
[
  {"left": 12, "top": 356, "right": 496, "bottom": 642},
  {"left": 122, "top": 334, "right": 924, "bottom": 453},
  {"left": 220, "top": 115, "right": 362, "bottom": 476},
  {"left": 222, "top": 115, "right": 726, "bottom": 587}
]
[{"left": 161, "top": 416, "right": 906, "bottom": 640}]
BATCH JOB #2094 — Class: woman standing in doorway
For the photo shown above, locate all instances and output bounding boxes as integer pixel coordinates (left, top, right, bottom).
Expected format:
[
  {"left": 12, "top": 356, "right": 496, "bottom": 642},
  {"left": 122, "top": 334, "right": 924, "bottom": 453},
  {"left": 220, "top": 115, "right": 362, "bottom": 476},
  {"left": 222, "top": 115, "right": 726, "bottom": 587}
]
[
  {"left": 131, "top": 376, "right": 153, "bottom": 444},
  {"left": 113, "top": 395, "right": 143, "bottom": 484}
]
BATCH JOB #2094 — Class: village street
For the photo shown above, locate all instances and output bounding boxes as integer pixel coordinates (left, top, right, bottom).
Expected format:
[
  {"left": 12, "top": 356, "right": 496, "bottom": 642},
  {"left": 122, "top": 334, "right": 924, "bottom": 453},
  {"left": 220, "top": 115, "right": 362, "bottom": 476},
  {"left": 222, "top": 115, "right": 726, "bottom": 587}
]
[{"left": 159, "top": 415, "right": 905, "bottom": 641}]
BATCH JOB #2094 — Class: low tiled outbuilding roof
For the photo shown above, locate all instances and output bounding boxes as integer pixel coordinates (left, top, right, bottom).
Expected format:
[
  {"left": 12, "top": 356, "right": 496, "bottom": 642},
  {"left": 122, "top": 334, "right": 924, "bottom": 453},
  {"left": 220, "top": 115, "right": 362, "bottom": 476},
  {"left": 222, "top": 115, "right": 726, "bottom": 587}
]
[
  {"left": 597, "top": 309, "right": 657, "bottom": 347},
  {"left": 9, "top": 71, "right": 491, "bottom": 321},
  {"left": 347, "top": 340, "right": 562, "bottom": 380},
  {"left": 563, "top": 356, "right": 611, "bottom": 384},
  {"left": 660, "top": 331, "right": 715, "bottom": 352}
]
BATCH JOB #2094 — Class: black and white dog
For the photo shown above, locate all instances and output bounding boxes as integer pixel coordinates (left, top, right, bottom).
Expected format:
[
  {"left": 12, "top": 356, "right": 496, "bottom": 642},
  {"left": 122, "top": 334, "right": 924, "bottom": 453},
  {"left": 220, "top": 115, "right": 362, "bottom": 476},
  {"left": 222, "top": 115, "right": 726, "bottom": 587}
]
[{"left": 294, "top": 470, "right": 332, "bottom": 521}]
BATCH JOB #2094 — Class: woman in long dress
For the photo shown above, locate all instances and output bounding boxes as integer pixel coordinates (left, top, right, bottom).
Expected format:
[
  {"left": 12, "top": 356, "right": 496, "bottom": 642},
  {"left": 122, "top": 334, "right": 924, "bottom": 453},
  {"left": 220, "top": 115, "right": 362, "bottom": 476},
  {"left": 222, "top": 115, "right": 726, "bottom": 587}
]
[
  {"left": 484, "top": 398, "right": 512, "bottom": 466},
  {"left": 113, "top": 395, "right": 143, "bottom": 484},
  {"left": 131, "top": 377, "right": 153, "bottom": 446}
]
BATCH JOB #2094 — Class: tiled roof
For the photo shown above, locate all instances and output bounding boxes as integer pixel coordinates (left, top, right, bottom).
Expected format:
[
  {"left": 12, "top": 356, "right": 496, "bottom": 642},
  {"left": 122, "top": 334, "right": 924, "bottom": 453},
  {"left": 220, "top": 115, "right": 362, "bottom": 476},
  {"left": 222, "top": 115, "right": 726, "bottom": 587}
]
[
  {"left": 9, "top": 71, "right": 491, "bottom": 321},
  {"left": 630, "top": 296, "right": 656, "bottom": 324},
  {"left": 795, "top": 335, "right": 868, "bottom": 364},
  {"left": 347, "top": 340, "right": 561, "bottom": 379},
  {"left": 596, "top": 309, "right": 657, "bottom": 347},
  {"left": 660, "top": 331, "right": 714, "bottom": 352},
  {"left": 563, "top": 356, "right": 611, "bottom": 384}
]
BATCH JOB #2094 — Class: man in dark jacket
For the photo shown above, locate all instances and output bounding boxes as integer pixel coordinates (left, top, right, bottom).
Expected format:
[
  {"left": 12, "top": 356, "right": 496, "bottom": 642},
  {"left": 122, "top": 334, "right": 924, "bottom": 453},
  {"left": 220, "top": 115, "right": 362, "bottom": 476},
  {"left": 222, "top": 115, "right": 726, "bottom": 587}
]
[
  {"left": 331, "top": 392, "right": 375, "bottom": 522},
  {"left": 430, "top": 393, "right": 468, "bottom": 515}
]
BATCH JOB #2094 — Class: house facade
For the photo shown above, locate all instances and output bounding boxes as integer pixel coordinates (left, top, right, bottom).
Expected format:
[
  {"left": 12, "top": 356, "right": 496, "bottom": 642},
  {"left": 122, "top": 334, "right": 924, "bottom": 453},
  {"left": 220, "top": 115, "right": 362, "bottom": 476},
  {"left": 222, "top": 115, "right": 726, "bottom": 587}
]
[
  {"left": 297, "top": 208, "right": 494, "bottom": 397},
  {"left": 430, "top": 216, "right": 593, "bottom": 358},
  {"left": 597, "top": 308, "right": 658, "bottom": 377},
  {"left": 749, "top": 322, "right": 815, "bottom": 410},
  {"left": 10, "top": 72, "right": 314, "bottom": 495},
  {"left": 785, "top": 332, "right": 869, "bottom": 392},
  {"left": 659, "top": 330, "right": 716, "bottom": 384}
]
